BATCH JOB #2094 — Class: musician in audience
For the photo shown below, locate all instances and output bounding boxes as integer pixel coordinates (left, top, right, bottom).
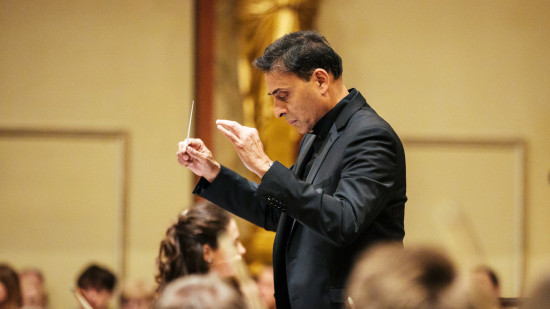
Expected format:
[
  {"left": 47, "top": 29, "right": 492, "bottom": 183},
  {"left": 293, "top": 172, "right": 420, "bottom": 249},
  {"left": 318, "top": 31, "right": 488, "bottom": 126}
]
[
  {"left": 119, "top": 279, "right": 155, "bottom": 309},
  {"left": 155, "top": 201, "right": 246, "bottom": 292},
  {"left": 0, "top": 263, "right": 22, "bottom": 309},
  {"left": 254, "top": 264, "right": 276, "bottom": 309},
  {"left": 20, "top": 268, "right": 48, "bottom": 309},
  {"left": 473, "top": 265, "right": 502, "bottom": 308},
  {"left": 75, "top": 264, "right": 117, "bottom": 309}
]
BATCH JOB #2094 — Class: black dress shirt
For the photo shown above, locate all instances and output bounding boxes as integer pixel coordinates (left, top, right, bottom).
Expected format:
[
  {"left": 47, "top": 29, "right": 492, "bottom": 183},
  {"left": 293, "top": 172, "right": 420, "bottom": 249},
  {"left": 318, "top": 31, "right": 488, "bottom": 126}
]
[{"left": 300, "top": 89, "right": 355, "bottom": 179}]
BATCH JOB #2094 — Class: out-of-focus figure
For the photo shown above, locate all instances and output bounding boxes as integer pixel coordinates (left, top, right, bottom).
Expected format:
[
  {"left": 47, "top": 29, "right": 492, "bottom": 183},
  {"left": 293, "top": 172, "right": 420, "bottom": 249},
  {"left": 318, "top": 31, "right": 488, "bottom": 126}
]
[
  {"left": 254, "top": 264, "right": 275, "bottom": 309},
  {"left": 19, "top": 268, "right": 48, "bottom": 309},
  {"left": 75, "top": 263, "right": 117, "bottom": 309},
  {"left": 154, "top": 274, "right": 245, "bottom": 309},
  {"left": 119, "top": 279, "right": 155, "bottom": 309},
  {"left": 345, "top": 243, "right": 494, "bottom": 309},
  {"left": 522, "top": 272, "right": 550, "bottom": 309},
  {"left": 0, "top": 263, "right": 22, "bottom": 309},
  {"left": 473, "top": 265, "right": 501, "bottom": 308}
]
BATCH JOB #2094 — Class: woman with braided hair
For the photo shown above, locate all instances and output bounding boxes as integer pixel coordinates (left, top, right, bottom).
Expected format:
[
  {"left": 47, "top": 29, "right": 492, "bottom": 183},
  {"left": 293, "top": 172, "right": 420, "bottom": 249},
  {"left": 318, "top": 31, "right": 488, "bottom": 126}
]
[{"left": 155, "top": 201, "right": 246, "bottom": 292}]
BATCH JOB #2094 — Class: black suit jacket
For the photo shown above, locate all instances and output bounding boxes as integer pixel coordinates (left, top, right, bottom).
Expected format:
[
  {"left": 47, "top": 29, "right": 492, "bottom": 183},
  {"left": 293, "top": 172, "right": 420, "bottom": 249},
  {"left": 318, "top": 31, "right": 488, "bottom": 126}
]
[{"left": 194, "top": 89, "right": 406, "bottom": 309}]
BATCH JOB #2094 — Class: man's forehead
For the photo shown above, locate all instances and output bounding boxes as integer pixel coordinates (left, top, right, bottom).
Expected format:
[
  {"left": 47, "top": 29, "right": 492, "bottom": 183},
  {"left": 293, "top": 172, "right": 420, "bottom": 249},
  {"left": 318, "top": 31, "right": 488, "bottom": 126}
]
[{"left": 265, "top": 71, "right": 300, "bottom": 95}]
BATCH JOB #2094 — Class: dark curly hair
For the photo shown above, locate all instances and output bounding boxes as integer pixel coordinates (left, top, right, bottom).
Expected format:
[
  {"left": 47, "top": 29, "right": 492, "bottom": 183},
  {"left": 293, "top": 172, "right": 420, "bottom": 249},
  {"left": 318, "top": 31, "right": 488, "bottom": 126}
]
[
  {"left": 252, "top": 30, "right": 343, "bottom": 81},
  {"left": 155, "top": 201, "right": 231, "bottom": 292}
]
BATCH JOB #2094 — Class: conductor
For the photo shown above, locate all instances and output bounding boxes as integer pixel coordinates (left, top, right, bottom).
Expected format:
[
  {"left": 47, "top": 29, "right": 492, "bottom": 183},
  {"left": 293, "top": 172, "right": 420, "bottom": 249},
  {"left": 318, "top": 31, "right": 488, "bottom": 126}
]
[{"left": 177, "top": 30, "right": 407, "bottom": 309}]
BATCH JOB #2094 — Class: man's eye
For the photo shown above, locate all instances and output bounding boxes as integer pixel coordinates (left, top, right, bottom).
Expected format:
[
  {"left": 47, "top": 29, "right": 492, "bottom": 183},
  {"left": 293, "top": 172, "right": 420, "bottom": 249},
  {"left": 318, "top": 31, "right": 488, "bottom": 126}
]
[{"left": 277, "top": 96, "right": 287, "bottom": 102}]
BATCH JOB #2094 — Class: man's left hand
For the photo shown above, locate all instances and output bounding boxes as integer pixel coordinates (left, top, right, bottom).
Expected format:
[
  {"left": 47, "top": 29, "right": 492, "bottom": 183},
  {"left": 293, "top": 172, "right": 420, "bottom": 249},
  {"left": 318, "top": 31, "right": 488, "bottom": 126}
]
[{"left": 216, "top": 119, "right": 272, "bottom": 178}]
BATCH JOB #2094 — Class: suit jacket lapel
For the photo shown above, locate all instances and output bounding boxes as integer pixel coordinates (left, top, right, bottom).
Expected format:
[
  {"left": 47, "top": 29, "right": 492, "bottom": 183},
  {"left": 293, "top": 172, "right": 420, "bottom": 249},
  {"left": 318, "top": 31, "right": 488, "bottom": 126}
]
[
  {"left": 288, "top": 92, "right": 367, "bottom": 239},
  {"left": 293, "top": 133, "right": 316, "bottom": 177},
  {"left": 305, "top": 91, "right": 368, "bottom": 183},
  {"left": 305, "top": 124, "right": 340, "bottom": 184}
]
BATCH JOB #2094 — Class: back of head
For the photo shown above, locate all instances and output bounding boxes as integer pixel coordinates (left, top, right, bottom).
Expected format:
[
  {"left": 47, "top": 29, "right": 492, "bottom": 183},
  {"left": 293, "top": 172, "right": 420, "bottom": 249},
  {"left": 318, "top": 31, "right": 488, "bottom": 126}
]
[
  {"left": 345, "top": 243, "right": 473, "bottom": 309},
  {"left": 0, "top": 263, "right": 22, "bottom": 308},
  {"left": 154, "top": 274, "right": 245, "bottom": 309},
  {"left": 253, "top": 30, "right": 343, "bottom": 81},
  {"left": 156, "top": 201, "right": 231, "bottom": 291},
  {"left": 77, "top": 264, "right": 117, "bottom": 292}
]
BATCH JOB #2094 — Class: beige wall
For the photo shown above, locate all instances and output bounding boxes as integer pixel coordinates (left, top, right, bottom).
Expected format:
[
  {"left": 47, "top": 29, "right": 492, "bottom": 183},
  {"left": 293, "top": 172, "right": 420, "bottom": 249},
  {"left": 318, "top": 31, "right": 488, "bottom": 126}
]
[
  {"left": 2, "top": 0, "right": 549, "bottom": 306},
  {"left": 318, "top": 0, "right": 550, "bottom": 296},
  {"left": 0, "top": 1, "right": 194, "bottom": 308}
]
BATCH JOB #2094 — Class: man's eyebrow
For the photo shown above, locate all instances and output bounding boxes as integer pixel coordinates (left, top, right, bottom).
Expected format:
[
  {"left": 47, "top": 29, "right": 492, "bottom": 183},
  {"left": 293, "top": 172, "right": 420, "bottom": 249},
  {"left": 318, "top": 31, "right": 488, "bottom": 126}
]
[{"left": 268, "top": 88, "right": 281, "bottom": 96}]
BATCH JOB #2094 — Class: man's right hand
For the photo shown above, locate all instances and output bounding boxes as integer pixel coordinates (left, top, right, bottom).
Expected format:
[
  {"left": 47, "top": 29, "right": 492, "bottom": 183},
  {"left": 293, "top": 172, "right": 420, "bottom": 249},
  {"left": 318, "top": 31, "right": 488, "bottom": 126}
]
[{"left": 177, "top": 138, "right": 221, "bottom": 183}]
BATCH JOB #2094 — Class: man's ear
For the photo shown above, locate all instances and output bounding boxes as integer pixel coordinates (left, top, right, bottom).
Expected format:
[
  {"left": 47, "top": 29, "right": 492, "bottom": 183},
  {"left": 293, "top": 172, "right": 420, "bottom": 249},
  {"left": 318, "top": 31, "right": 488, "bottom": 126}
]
[{"left": 311, "top": 69, "right": 330, "bottom": 94}]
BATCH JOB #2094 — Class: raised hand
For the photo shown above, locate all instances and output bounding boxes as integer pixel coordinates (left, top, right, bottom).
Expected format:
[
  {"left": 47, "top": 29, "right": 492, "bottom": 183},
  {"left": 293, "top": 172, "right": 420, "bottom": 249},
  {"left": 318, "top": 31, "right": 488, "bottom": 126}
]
[
  {"left": 177, "top": 138, "right": 221, "bottom": 182},
  {"left": 215, "top": 119, "right": 272, "bottom": 178}
]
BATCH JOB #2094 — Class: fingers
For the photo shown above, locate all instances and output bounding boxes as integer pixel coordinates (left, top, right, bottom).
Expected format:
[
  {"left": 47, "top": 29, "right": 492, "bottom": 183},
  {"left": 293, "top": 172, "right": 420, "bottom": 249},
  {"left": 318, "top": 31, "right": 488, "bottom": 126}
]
[
  {"left": 215, "top": 119, "right": 242, "bottom": 132},
  {"left": 185, "top": 145, "right": 205, "bottom": 159},
  {"left": 178, "top": 140, "right": 188, "bottom": 152},
  {"left": 216, "top": 123, "right": 239, "bottom": 144},
  {"left": 177, "top": 138, "right": 202, "bottom": 166}
]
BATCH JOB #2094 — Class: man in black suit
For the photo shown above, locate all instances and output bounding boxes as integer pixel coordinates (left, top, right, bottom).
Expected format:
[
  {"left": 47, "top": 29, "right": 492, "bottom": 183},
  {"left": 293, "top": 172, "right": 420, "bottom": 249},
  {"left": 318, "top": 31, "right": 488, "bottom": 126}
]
[{"left": 177, "top": 30, "right": 406, "bottom": 309}]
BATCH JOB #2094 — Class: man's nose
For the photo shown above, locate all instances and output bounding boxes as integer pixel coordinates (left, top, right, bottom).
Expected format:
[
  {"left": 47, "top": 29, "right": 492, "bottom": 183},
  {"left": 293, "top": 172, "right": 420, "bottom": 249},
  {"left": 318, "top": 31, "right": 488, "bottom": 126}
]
[{"left": 273, "top": 100, "right": 286, "bottom": 118}]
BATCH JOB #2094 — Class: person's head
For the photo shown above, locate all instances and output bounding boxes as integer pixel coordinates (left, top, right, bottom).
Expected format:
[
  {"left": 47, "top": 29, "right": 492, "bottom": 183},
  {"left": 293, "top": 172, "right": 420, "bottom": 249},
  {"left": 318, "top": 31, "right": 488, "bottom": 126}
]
[
  {"left": 119, "top": 279, "right": 155, "bottom": 309},
  {"left": 253, "top": 30, "right": 348, "bottom": 134},
  {"left": 345, "top": 243, "right": 488, "bottom": 309},
  {"left": 156, "top": 202, "right": 245, "bottom": 291},
  {"left": 473, "top": 265, "right": 501, "bottom": 300},
  {"left": 255, "top": 264, "right": 275, "bottom": 309},
  {"left": 0, "top": 263, "right": 22, "bottom": 309},
  {"left": 76, "top": 264, "right": 117, "bottom": 309},
  {"left": 154, "top": 274, "right": 245, "bottom": 309},
  {"left": 19, "top": 268, "right": 48, "bottom": 308}
]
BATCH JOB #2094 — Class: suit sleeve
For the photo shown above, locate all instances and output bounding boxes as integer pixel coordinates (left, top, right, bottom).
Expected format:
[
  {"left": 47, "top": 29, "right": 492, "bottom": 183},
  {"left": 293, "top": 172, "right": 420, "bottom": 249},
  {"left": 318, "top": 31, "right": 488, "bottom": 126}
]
[
  {"left": 257, "top": 125, "right": 400, "bottom": 247},
  {"left": 193, "top": 165, "right": 281, "bottom": 232}
]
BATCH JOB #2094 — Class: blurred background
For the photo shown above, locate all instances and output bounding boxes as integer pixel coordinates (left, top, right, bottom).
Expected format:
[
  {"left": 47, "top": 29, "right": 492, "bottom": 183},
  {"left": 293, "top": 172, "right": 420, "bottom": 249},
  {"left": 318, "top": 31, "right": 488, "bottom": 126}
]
[{"left": 1, "top": 0, "right": 549, "bottom": 307}]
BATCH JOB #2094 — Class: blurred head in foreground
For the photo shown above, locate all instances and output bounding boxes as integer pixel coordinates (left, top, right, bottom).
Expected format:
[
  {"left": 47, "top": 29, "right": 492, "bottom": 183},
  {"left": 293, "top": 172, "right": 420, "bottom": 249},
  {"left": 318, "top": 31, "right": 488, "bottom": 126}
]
[
  {"left": 154, "top": 274, "right": 245, "bottom": 309},
  {"left": 345, "top": 243, "right": 493, "bottom": 309},
  {"left": 119, "top": 279, "right": 155, "bottom": 309}
]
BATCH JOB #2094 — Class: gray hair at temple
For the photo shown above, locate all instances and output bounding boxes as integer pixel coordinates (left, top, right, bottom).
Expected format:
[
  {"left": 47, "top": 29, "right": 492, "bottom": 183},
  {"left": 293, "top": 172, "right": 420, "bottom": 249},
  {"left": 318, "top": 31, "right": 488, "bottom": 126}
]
[
  {"left": 252, "top": 30, "right": 343, "bottom": 81},
  {"left": 154, "top": 274, "right": 245, "bottom": 309}
]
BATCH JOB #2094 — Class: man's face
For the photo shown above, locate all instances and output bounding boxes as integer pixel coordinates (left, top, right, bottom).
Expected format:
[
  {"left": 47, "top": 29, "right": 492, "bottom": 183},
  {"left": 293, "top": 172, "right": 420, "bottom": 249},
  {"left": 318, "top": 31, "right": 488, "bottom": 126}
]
[{"left": 266, "top": 71, "right": 329, "bottom": 134}]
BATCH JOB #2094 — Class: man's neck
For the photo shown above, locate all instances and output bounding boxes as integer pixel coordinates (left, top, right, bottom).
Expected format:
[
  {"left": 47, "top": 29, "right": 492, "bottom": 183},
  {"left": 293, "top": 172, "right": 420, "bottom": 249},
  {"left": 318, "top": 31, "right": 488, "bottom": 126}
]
[{"left": 329, "top": 78, "right": 349, "bottom": 109}]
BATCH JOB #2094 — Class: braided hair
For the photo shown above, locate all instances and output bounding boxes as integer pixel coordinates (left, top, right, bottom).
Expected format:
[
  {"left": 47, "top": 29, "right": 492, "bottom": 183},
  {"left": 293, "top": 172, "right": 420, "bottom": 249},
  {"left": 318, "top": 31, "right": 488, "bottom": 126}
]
[{"left": 155, "top": 201, "right": 231, "bottom": 292}]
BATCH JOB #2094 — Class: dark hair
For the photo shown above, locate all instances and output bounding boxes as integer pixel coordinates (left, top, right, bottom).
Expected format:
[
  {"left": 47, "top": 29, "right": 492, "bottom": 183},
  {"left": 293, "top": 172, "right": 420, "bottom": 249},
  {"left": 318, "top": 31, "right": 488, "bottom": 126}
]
[
  {"left": 0, "top": 263, "right": 22, "bottom": 308},
  {"left": 156, "top": 202, "right": 231, "bottom": 291},
  {"left": 252, "top": 30, "right": 343, "bottom": 81},
  {"left": 76, "top": 264, "right": 117, "bottom": 292}
]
